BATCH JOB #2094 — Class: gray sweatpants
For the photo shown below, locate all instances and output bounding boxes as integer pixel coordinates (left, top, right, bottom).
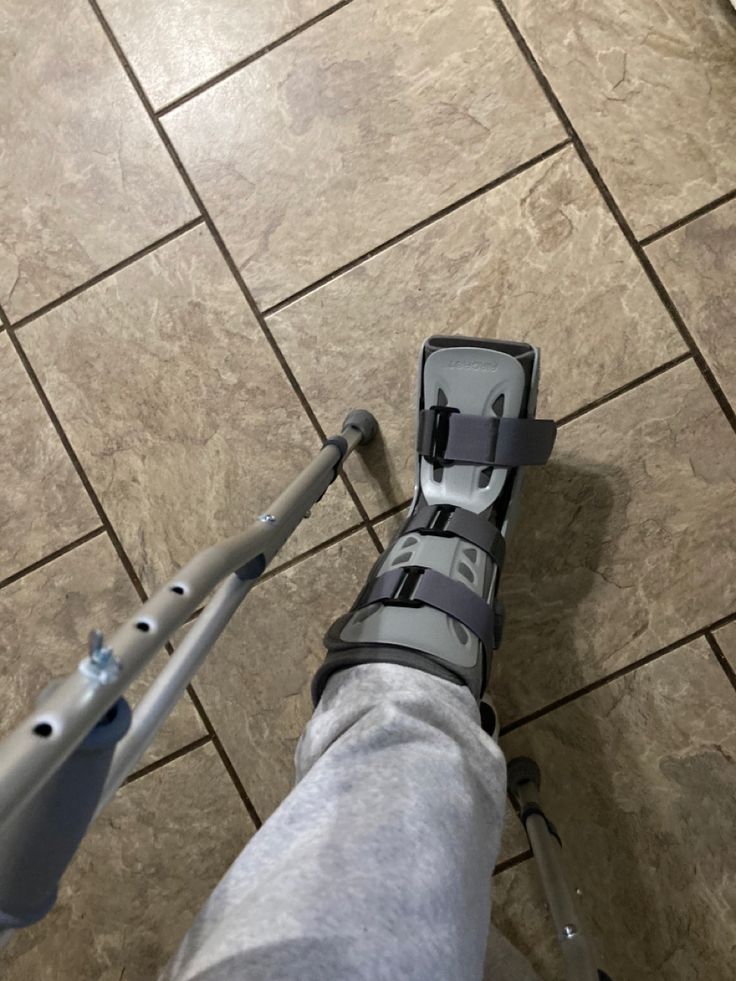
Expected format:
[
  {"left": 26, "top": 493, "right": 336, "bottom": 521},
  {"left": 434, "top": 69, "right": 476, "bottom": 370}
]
[{"left": 162, "top": 664, "right": 538, "bottom": 981}]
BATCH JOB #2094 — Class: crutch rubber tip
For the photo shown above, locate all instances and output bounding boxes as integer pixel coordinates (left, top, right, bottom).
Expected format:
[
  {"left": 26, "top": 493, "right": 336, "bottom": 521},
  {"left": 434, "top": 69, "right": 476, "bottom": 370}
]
[
  {"left": 507, "top": 756, "right": 541, "bottom": 796},
  {"left": 343, "top": 409, "right": 378, "bottom": 445}
]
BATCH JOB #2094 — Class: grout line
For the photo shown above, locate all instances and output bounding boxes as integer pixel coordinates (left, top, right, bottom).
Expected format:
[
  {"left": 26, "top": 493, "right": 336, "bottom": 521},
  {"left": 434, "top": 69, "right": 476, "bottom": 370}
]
[
  {"left": 124, "top": 734, "right": 212, "bottom": 785},
  {"left": 369, "top": 498, "right": 413, "bottom": 526},
  {"left": 15, "top": 0, "right": 726, "bottom": 829},
  {"left": 6, "top": 292, "right": 265, "bottom": 830},
  {"left": 86, "top": 0, "right": 377, "bottom": 540},
  {"left": 639, "top": 188, "right": 736, "bottom": 247},
  {"left": 11, "top": 217, "right": 204, "bottom": 331},
  {"left": 338, "top": 474, "right": 384, "bottom": 548},
  {"left": 157, "top": 0, "right": 357, "bottom": 117},
  {"left": 705, "top": 607, "right": 736, "bottom": 633},
  {"left": 162, "top": 618, "right": 260, "bottom": 829},
  {"left": 8, "top": 0, "right": 371, "bottom": 822},
  {"left": 6, "top": 309, "right": 256, "bottom": 829},
  {"left": 493, "top": 849, "right": 533, "bottom": 877},
  {"left": 492, "top": 0, "right": 736, "bottom": 437},
  {"left": 556, "top": 353, "right": 692, "bottom": 427},
  {"left": 171, "top": 520, "right": 378, "bottom": 604},
  {"left": 262, "top": 139, "right": 573, "bottom": 318},
  {"left": 246, "top": 357, "right": 719, "bottom": 557},
  {"left": 368, "top": 498, "right": 413, "bottom": 553},
  {"left": 363, "top": 518, "right": 384, "bottom": 552},
  {"left": 182, "top": 605, "right": 203, "bottom": 627},
  {"left": 6, "top": 330, "right": 149, "bottom": 601},
  {"left": 499, "top": 625, "right": 714, "bottom": 735},
  {"left": 704, "top": 632, "right": 736, "bottom": 695},
  {"left": 0, "top": 527, "right": 106, "bottom": 592},
  {"left": 260, "top": 518, "right": 375, "bottom": 582},
  {"left": 184, "top": 683, "right": 263, "bottom": 829}
]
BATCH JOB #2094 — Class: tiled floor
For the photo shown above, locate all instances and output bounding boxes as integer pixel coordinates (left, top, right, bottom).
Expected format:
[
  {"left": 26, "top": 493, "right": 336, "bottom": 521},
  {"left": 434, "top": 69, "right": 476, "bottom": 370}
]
[{"left": 1, "top": 0, "right": 735, "bottom": 977}]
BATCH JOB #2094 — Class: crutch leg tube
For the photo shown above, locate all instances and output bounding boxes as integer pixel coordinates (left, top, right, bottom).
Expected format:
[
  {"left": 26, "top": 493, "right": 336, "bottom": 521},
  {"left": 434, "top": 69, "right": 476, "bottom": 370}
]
[
  {"left": 507, "top": 757, "right": 613, "bottom": 981},
  {"left": 0, "top": 693, "right": 131, "bottom": 931},
  {"left": 0, "top": 410, "right": 377, "bottom": 934}
]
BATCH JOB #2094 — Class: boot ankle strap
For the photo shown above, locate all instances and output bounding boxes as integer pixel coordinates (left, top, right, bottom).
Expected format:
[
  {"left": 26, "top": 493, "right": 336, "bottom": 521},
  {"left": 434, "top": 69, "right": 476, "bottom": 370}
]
[{"left": 401, "top": 504, "right": 505, "bottom": 569}]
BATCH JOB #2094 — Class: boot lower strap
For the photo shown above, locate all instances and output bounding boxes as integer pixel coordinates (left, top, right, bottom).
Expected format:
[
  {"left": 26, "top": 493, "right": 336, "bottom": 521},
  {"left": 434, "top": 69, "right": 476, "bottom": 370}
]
[{"left": 354, "top": 565, "right": 498, "bottom": 653}]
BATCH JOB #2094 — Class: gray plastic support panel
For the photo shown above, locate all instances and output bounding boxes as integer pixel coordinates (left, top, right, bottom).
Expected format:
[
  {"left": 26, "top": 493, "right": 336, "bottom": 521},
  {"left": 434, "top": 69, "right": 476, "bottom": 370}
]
[
  {"left": 340, "top": 532, "right": 492, "bottom": 669},
  {"left": 380, "top": 533, "right": 491, "bottom": 597},
  {"left": 419, "top": 346, "right": 527, "bottom": 512}
]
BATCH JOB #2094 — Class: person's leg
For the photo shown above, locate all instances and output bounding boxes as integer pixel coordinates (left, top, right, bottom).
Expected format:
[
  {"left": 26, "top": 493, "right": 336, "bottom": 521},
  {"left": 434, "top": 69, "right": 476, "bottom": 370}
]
[
  {"left": 163, "top": 338, "right": 554, "bottom": 980},
  {"left": 162, "top": 663, "right": 534, "bottom": 981}
]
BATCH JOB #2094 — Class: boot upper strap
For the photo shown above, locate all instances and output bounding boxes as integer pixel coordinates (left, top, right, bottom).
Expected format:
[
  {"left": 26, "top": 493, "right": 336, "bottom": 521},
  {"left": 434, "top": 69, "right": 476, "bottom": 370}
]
[
  {"left": 353, "top": 565, "right": 500, "bottom": 653},
  {"left": 418, "top": 407, "right": 556, "bottom": 468},
  {"left": 402, "top": 504, "right": 505, "bottom": 569}
]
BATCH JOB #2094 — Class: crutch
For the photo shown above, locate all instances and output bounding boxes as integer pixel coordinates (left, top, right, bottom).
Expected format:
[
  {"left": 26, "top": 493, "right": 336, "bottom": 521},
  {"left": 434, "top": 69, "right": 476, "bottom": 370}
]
[
  {"left": 0, "top": 409, "right": 377, "bottom": 939},
  {"left": 507, "top": 757, "right": 613, "bottom": 981}
]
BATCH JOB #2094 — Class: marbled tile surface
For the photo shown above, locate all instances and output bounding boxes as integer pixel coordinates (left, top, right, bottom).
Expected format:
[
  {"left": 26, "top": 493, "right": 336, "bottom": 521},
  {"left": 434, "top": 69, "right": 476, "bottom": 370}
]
[
  {"left": 0, "top": 335, "right": 98, "bottom": 581},
  {"left": 6, "top": 743, "right": 254, "bottom": 980},
  {"left": 493, "top": 360, "right": 736, "bottom": 722},
  {"left": 488, "top": 859, "right": 562, "bottom": 981},
  {"left": 0, "top": 0, "right": 195, "bottom": 320},
  {"left": 492, "top": 640, "right": 736, "bottom": 980},
  {"left": 3, "top": 0, "right": 736, "bottom": 974},
  {"left": 101, "top": 0, "right": 339, "bottom": 108},
  {"left": 18, "top": 226, "right": 361, "bottom": 594},
  {"left": 713, "top": 620, "right": 736, "bottom": 675},
  {"left": 505, "top": 0, "right": 736, "bottom": 239},
  {"left": 0, "top": 535, "right": 205, "bottom": 770},
  {"left": 648, "top": 197, "right": 736, "bottom": 412},
  {"left": 373, "top": 507, "right": 411, "bottom": 550},
  {"left": 269, "top": 148, "right": 684, "bottom": 514},
  {"left": 164, "top": 0, "right": 564, "bottom": 307}
]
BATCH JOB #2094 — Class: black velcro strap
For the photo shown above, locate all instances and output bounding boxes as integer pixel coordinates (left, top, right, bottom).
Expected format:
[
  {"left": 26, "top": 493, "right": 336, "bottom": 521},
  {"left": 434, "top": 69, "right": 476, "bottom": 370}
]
[
  {"left": 417, "top": 405, "right": 458, "bottom": 459},
  {"left": 402, "top": 505, "right": 505, "bottom": 568},
  {"left": 418, "top": 408, "right": 556, "bottom": 467},
  {"left": 354, "top": 566, "right": 495, "bottom": 651}
]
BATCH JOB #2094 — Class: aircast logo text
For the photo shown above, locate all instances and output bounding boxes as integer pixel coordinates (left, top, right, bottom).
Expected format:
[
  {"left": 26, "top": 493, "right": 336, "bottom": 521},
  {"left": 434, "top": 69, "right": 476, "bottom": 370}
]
[{"left": 447, "top": 359, "right": 499, "bottom": 371}]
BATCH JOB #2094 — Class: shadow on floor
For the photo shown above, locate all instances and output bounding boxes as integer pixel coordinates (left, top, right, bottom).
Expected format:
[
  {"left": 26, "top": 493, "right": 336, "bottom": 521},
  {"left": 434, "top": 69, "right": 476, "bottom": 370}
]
[{"left": 491, "top": 459, "right": 634, "bottom": 978}]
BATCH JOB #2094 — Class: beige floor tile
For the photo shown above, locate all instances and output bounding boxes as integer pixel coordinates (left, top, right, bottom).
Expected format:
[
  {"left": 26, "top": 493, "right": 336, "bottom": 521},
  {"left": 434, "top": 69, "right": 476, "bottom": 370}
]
[
  {"left": 0, "top": 335, "right": 98, "bottom": 581},
  {"left": 193, "top": 529, "right": 379, "bottom": 818},
  {"left": 165, "top": 0, "right": 563, "bottom": 308},
  {"left": 493, "top": 359, "right": 736, "bottom": 722},
  {"left": 492, "top": 639, "right": 736, "bottom": 980},
  {"left": 373, "top": 507, "right": 411, "bottom": 548},
  {"left": 713, "top": 620, "right": 736, "bottom": 674},
  {"left": 0, "top": 535, "right": 205, "bottom": 770},
  {"left": 0, "top": 0, "right": 195, "bottom": 321},
  {"left": 6, "top": 743, "right": 254, "bottom": 981},
  {"left": 101, "top": 0, "right": 339, "bottom": 110},
  {"left": 488, "top": 860, "right": 560, "bottom": 980},
  {"left": 648, "top": 199, "right": 736, "bottom": 410},
  {"left": 269, "top": 147, "right": 685, "bottom": 514},
  {"left": 496, "top": 808, "right": 530, "bottom": 869},
  {"left": 505, "top": 0, "right": 736, "bottom": 239},
  {"left": 19, "top": 225, "right": 360, "bottom": 594}
]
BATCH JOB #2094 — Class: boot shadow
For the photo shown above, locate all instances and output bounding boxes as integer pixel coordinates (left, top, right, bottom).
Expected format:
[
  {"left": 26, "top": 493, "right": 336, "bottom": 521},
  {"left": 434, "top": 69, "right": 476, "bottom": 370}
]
[{"left": 490, "top": 459, "right": 665, "bottom": 978}]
